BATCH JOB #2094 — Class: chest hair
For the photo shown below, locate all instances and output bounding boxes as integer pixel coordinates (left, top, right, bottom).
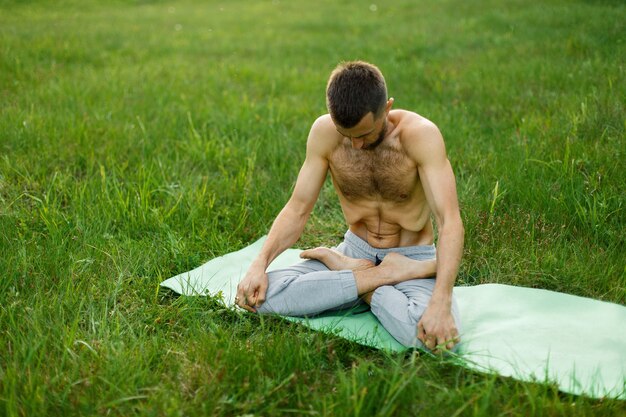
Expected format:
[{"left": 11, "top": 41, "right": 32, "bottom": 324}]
[{"left": 330, "top": 143, "right": 417, "bottom": 202}]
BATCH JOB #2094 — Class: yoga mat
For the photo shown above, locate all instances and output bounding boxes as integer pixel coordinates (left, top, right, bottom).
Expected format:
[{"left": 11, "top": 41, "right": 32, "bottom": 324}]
[{"left": 160, "top": 236, "right": 626, "bottom": 400}]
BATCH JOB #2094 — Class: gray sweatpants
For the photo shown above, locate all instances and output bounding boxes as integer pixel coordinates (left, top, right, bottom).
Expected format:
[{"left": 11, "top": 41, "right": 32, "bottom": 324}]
[{"left": 257, "top": 230, "right": 461, "bottom": 348}]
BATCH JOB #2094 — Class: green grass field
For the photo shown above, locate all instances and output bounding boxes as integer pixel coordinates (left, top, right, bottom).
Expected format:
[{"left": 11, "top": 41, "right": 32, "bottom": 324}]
[{"left": 1, "top": 0, "right": 625, "bottom": 415}]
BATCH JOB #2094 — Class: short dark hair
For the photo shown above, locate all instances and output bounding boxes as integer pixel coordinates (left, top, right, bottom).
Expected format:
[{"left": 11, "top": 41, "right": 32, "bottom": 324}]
[{"left": 326, "top": 61, "right": 388, "bottom": 128}]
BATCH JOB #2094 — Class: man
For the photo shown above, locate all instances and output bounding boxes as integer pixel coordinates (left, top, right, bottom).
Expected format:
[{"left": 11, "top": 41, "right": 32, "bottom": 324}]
[{"left": 235, "top": 61, "right": 462, "bottom": 352}]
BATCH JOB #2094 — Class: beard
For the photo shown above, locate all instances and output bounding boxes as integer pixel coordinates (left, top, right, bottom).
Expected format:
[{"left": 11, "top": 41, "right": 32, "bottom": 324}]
[{"left": 363, "top": 119, "right": 387, "bottom": 150}]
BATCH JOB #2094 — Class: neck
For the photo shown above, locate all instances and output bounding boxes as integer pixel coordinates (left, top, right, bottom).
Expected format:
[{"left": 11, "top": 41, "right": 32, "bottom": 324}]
[{"left": 365, "top": 118, "right": 389, "bottom": 150}]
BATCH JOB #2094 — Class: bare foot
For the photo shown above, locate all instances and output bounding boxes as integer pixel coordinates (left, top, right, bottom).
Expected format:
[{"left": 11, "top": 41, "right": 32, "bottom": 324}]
[
  {"left": 378, "top": 253, "right": 437, "bottom": 281},
  {"left": 300, "top": 247, "right": 374, "bottom": 271}
]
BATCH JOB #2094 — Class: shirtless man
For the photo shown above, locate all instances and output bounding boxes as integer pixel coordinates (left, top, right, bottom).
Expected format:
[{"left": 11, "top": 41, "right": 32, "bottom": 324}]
[{"left": 235, "top": 61, "right": 462, "bottom": 352}]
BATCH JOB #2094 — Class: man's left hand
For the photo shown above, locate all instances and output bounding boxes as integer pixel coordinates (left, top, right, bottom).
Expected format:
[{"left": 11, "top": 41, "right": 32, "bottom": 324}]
[{"left": 417, "top": 300, "right": 459, "bottom": 353}]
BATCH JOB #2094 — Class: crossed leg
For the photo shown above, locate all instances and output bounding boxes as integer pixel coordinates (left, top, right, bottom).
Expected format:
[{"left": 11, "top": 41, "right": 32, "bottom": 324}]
[
  {"left": 300, "top": 246, "right": 461, "bottom": 350},
  {"left": 258, "top": 245, "right": 450, "bottom": 349},
  {"left": 300, "top": 246, "right": 438, "bottom": 301}
]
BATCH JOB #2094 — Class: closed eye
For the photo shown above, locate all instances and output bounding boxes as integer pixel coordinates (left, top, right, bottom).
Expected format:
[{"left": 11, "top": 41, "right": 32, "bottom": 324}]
[{"left": 336, "top": 128, "right": 374, "bottom": 139}]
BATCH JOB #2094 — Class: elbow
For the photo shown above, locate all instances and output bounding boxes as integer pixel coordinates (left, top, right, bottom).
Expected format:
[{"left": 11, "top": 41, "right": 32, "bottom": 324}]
[
  {"left": 450, "top": 218, "right": 464, "bottom": 240},
  {"left": 454, "top": 215, "right": 464, "bottom": 238},
  {"left": 285, "top": 198, "right": 313, "bottom": 221},
  {"left": 438, "top": 213, "right": 464, "bottom": 238}
]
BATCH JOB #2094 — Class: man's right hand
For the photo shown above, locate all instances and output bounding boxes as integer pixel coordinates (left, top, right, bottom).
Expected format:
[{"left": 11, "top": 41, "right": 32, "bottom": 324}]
[{"left": 235, "top": 263, "right": 268, "bottom": 313}]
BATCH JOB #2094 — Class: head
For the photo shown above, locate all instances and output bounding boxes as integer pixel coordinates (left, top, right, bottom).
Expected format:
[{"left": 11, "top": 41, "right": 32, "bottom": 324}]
[{"left": 326, "top": 61, "right": 393, "bottom": 149}]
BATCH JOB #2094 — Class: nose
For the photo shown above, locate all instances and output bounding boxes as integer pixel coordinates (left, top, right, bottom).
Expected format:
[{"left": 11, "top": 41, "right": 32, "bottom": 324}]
[{"left": 351, "top": 138, "right": 364, "bottom": 149}]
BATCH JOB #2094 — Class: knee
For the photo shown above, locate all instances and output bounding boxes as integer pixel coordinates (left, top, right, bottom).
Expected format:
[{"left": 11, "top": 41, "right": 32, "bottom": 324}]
[
  {"left": 255, "top": 296, "right": 272, "bottom": 314},
  {"left": 255, "top": 299, "right": 291, "bottom": 316},
  {"left": 372, "top": 288, "right": 462, "bottom": 350},
  {"left": 370, "top": 287, "right": 420, "bottom": 347},
  {"left": 393, "top": 326, "right": 422, "bottom": 348},
  {"left": 255, "top": 302, "right": 274, "bottom": 315},
  {"left": 372, "top": 284, "right": 394, "bottom": 298},
  {"left": 255, "top": 289, "right": 310, "bottom": 317}
]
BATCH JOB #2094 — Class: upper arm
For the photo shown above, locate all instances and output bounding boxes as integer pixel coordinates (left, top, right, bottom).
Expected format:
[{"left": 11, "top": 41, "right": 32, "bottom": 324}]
[
  {"left": 288, "top": 117, "right": 332, "bottom": 215},
  {"left": 405, "top": 122, "right": 461, "bottom": 228}
]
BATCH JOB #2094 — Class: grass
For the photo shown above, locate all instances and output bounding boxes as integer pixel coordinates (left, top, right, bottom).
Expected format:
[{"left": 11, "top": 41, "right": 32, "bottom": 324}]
[{"left": 1, "top": 0, "right": 625, "bottom": 415}]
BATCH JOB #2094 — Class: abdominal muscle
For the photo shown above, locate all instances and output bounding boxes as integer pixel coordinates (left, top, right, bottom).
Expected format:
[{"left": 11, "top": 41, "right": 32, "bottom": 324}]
[{"left": 339, "top": 196, "right": 435, "bottom": 249}]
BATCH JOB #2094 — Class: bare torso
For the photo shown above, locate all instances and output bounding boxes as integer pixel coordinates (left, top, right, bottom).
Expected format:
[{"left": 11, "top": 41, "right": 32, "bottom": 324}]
[{"left": 324, "top": 110, "right": 435, "bottom": 249}]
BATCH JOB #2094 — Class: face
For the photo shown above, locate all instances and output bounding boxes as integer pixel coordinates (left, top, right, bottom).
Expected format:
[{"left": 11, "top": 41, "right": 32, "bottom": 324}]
[
  {"left": 335, "top": 112, "right": 388, "bottom": 150},
  {"left": 334, "top": 98, "right": 393, "bottom": 150}
]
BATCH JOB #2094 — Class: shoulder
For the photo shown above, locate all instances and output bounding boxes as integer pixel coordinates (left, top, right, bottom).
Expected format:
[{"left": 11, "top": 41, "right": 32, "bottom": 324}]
[
  {"left": 395, "top": 110, "right": 443, "bottom": 144},
  {"left": 306, "top": 114, "right": 342, "bottom": 157},
  {"left": 395, "top": 110, "right": 446, "bottom": 164},
  {"left": 310, "top": 114, "right": 338, "bottom": 134}
]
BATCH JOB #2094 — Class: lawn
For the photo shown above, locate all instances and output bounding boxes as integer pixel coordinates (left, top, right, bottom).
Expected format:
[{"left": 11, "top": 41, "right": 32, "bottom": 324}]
[{"left": 0, "top": 0, "right": 624, "bottom": 415}]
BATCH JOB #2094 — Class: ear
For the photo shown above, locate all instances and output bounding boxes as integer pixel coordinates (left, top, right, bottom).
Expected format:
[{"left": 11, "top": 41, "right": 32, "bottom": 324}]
[{"left": 385, "top": 97, "right": 394, "bottom": 114}]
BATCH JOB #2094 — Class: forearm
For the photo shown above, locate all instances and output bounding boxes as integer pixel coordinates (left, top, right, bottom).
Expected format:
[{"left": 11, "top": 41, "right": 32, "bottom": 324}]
[
  {"left": 432, "top": 218, "right": 464, "bottom": 304},
  {"left": 238, "top": 200, "right": 311, "bottom": 311},
  {"left": 253, "top": 201, "right": 310, "bottom": 269}
]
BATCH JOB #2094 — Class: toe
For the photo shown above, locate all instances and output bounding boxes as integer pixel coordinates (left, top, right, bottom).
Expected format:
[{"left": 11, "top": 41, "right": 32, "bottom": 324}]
[{"left": 300, "top": 247, "right": 323, "bottom": 259}]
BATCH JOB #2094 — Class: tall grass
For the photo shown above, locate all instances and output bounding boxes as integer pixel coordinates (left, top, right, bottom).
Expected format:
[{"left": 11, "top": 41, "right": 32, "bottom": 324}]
[{"left": 1, "top": 0, "right": 624, "bottom": 415}]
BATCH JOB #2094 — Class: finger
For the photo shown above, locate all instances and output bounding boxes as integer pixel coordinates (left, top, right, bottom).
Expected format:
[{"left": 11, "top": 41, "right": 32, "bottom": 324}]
[
  {"left": 417, "top": 321, "right": 425, "bottom": 343},
  {"left": 425, "top": 337, "right": 436, "bottom": 351},
  {"left": 448, "top": 331, "right": 461, "bottom": 350},
  {"left": 445, "top": 335, "right": 454, "bottom": 350},
  {"left": 241, "top": 304, "right": 256, "bottom": 313},
  {"left": 242, "top": 291, "right": 257, "bottom": 312},
  {"left": 248, "top": 288, "right": 258, "bottom": 306},
  {"left": 255, "top": 285, "right": 267, "bottom": 308},
  {"left": 235, "top": 297, "right": 255, "bottom": 312},
  {"left": 235, "top": 285, "right": 245, "bottom": 307},
  {"left": 236, "top": 284, "right": 253, "bottom": 311},
  {"left": 445, "top": 334, "right": 455, "bottom": 350},
  {"left": 422, "top": 331, "right": 434, "bottom": 350},
  {"left": 240, "top": 288, "right": 254, "bottom": 310},
  {"left": 235, "top": 296, "right": 251, "bottom": 311},
  {"left": 442, "top": 333, "right": 460, "bottom": 352},
  {"left": 428, "top": 335, "right": 443, "bottom": 354},
  {"left": 242, "top": 284, "right": 254, "bottom": 306},
  {"left": 436, "top": 335, "right": 446, "bottom": 353}
]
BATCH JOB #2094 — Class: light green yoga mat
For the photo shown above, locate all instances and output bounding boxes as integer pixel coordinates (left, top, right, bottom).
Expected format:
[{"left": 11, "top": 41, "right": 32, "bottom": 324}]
[{"left": 160, "top": 236, "right": 626, "bottom": 400}]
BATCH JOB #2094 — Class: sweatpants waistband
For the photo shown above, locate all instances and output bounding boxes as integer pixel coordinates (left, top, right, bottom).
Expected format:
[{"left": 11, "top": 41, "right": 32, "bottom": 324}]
[{"left": 343, "top": 230, "right": 436, "bottom": 259}]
